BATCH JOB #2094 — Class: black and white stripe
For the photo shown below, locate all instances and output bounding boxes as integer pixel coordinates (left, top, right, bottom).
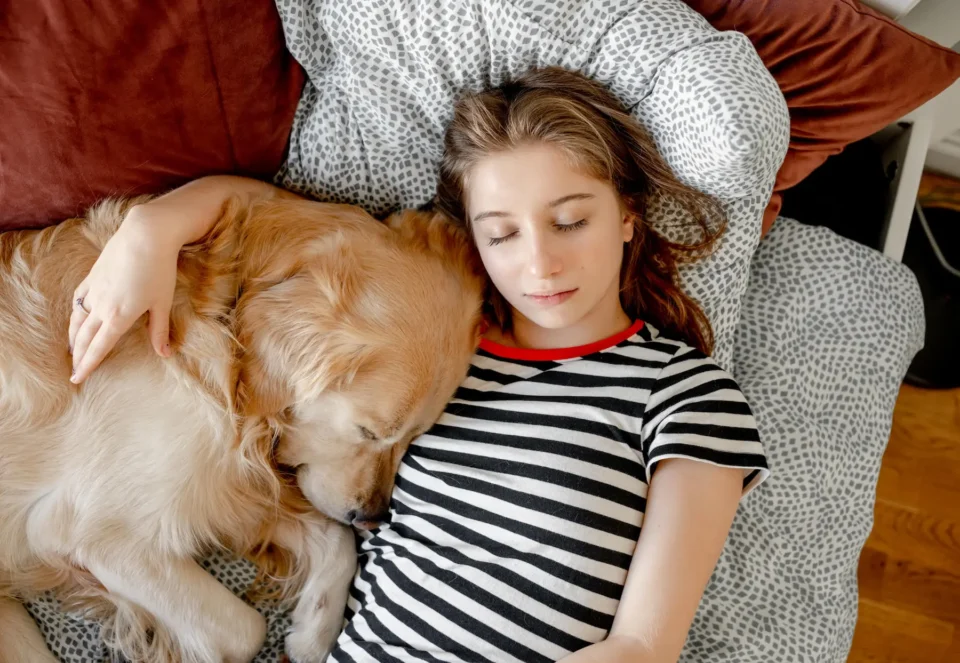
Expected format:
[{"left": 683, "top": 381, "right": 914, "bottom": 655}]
[{"left": 330, "top": 323, "right": 768, "bottom": 662}]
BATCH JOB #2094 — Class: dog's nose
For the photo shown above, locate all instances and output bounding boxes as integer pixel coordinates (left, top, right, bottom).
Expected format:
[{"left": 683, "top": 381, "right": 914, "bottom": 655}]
[{"left": 351, "top": 510, "right": 388, "bottom": 531}]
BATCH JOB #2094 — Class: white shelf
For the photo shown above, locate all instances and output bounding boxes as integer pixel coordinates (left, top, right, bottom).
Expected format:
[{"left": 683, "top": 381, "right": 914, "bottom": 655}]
[
  {"left": 870, "top": 0, "right": 960, "bottom": 262},
  {"left": 871, "top": 106, "right": 935, "bottom": 262}
]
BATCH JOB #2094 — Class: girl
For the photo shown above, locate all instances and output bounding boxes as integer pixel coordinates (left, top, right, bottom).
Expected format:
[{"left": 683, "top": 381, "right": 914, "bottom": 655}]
[{"left": 69, "top": 67, "right": 768, "bottom": 663}]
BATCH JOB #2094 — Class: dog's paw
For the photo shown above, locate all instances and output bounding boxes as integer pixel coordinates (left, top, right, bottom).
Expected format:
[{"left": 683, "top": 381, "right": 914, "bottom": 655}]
[
  {"left": 225, "top": 605, "right": 268, "bottom": 663},
  {"left": 285, "top": 599, "right": 341, "bottom": 663},
  {"left": 284, "top": 626, "right": 337, "bottom": 663}
]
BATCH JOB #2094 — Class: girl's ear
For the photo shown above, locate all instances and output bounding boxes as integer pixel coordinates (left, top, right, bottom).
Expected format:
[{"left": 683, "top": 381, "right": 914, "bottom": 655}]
[{"left": 622, "top": 213, "right": 636, "bottom": 243}]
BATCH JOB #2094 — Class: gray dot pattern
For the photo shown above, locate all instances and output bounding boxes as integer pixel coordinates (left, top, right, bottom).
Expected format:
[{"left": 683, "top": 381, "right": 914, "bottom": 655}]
[
  {"left": 273, "top": 0, "right": 790, "bottom": 371},
  {"left": 681, "top": 217, "right": 924, "bottom": 663}
]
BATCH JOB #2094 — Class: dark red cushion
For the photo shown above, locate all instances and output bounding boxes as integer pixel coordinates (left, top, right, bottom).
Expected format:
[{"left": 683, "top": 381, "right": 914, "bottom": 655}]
[
  {"left": 0, "top": 0, "right": 304, "bottom": 230},
  {"left": 685, "top": 0, "right": 960, "bottom": 236}
]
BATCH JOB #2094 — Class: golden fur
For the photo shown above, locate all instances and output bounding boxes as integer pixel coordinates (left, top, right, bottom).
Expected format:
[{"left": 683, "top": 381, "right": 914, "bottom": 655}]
[{"left": 0, "top": 193, "right": 484, "bottom": 663}]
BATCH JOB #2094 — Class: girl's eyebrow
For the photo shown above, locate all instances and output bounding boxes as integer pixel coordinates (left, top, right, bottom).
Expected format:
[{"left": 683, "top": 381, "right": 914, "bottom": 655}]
[
  {"left": 472, "top": 209, "right": 510, "bottom": 223},
  {"left": 548, "top": 193, "right": 594, "bottom": 207},
  {"left": 472, "top": 192, "right": 594, "bottom": 223}
]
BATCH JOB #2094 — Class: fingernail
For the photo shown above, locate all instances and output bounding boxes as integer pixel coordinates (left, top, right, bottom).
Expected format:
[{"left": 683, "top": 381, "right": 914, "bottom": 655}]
[{"left": 70, "top": 372, "right": 78, "bottom": 384}]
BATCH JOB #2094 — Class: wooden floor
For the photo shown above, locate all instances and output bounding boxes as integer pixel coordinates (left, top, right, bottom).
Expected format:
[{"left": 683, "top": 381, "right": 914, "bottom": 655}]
[
  {"left": 918, "top": 171, "right": 960, "bottom": 213},
  {"left": 848, "top": 385, "right": 960, "bottom": 662}
]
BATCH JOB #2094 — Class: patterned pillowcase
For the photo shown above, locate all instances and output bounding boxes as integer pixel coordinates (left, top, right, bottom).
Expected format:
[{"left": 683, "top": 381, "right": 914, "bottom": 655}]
[
  {"left": 681, "top": 217, "right": 923, "bottom": 663},
  {"left": 274, "top": 0, "right": 789, "bottom": 370}
]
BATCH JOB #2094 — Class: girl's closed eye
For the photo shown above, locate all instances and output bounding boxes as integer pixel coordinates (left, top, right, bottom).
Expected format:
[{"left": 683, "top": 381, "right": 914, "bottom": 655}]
[
  {"left": 487, "top": 219, "right": 588, "bottom": 246},
  {"left": 557, "top": 219, "right": 588, "bottom": 232},
  {"left": 487, "top": 230, "right": 518, "bottom": 246}
]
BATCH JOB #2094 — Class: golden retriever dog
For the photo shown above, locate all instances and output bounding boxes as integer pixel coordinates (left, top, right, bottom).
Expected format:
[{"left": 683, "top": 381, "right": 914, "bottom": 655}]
[{"left": 0, "top": 192, "right": 484, "bottom": 663}]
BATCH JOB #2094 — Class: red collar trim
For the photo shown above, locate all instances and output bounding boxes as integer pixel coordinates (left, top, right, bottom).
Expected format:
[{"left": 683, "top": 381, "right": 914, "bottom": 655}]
[{"left": 479, "top": 320, "right": 644, "bottom": 361}]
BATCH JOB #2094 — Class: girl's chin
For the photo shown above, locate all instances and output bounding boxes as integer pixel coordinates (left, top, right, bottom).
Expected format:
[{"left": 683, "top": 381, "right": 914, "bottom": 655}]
[{"left": 514, "top": 306, "right": 581, "bottom": 331}]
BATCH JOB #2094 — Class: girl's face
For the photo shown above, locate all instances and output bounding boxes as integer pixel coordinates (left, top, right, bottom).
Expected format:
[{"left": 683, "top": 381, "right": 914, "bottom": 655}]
[{"left": 465, "top": 142, "right": 633, "bottom": 335}]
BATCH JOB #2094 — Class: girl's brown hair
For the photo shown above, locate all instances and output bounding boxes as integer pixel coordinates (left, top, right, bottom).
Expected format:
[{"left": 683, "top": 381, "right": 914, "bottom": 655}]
[{"left": 435, "top": 66, "right": 726, "bottom": 355}]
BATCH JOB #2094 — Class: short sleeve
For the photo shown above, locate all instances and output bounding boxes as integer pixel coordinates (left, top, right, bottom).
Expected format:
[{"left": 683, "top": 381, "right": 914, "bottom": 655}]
[{"left": 640, "top": 345, "right": 769, "bottom": 495}]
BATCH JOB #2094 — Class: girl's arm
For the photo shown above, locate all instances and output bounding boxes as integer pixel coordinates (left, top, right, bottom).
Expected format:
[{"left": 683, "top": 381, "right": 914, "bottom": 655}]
[
  {"left": 69, "top": 175, "right": 291, "bottom": 383},
  {"left": 558, "top": 458, "right": 743, "bottom": 663},
  {"left": 126, "top": 175, "right": 291, "bottom": 248}
]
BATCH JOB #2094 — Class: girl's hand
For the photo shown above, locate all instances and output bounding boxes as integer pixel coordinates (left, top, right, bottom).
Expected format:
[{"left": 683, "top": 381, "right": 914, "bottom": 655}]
[
  {"left": 66, "top": 175, "right": 293, "bottom": 383},
  {"left": 69, "top": 207, "right": 180, "bottom": 383}
]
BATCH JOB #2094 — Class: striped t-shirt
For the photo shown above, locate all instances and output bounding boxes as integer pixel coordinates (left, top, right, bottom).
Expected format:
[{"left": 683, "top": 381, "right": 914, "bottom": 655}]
[{"left": 330, "top": 320, "right": 769, "bottom": 663}]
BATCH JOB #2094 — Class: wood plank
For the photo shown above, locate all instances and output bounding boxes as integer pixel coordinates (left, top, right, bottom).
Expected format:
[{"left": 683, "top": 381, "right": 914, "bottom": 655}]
[
  {"left": 849, "top": 598, "right": 954, "bottom": 663},
  {"left": 886, "top": 387, "right": 960, "bottom": 465},
  {"left": 876, "top": 464, "right": 960, "bottom": 524},
  {"left": 875, "top": 386, "right": 960, "bottom": 522},
  {"left": 919, "top": 171, "right": 960, "bottom": 207},
  {"left": 876, "top": 552, "right": 960, "bottom": 623},
  {"left": 858, "top": 546, "right": 889, "bottom": 601},
  {"left": 884, "top": 425, "right": 960, "bottom": 472},
  {"left": 850, "top": 383, "right": 960, "bottom": 662},
  {"left": 875, "top": 461, "right": 918, "bottom": 510},
  {"left": 867, "top": 499, "right": 960, "bottom": 571}
]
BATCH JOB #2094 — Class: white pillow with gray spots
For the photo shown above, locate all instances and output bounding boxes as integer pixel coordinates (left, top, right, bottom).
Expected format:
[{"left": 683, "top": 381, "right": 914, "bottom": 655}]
[
  {"left": 688, "top": 218, "right": 923, "bottom": 662},
  {"left": 25, "top": 0, "right": 924, "bottom": 662},
  {"left": 273, "top": 0, "right": 790, "bottom": 371}
]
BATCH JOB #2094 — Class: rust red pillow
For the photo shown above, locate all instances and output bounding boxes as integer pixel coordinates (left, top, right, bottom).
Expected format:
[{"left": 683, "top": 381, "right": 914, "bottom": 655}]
[
  {"left": 684, "top": 0, "right": 960, "bottom": 236},
  {"left": 0, "top": 0, "right": 304, "bottom": 230}
]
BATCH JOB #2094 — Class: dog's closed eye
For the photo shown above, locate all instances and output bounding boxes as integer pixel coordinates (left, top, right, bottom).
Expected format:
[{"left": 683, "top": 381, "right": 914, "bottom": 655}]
[{"left": 357, "top": 426, "right": 379, "bottom": 442}]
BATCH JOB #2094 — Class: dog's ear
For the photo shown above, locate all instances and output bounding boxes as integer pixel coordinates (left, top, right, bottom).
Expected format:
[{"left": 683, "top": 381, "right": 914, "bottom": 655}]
[
  {"left": 237, "top": 317, "right": 375, "bottom": 415},
  {"left": 236, "top": 243, "right": 369, "bottom": 415},
  {"left": 296, "top": 337, "right": 377, "bottom": 401},
  {"left": 235, "top": 274, "right": 314, "bottom": 417},
  {"left": 237, "top": 350, "right": 294, "bottom": 418}
]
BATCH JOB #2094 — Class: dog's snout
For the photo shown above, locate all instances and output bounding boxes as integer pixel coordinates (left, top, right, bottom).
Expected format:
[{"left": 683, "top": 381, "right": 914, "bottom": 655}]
[{"left": 350, "top": 509, "right": 389, "bottom": 531}]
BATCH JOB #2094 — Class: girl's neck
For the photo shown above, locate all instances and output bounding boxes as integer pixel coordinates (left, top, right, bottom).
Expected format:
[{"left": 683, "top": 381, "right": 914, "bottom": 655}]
[{"left": 492, "top": 290, "right": 633, "bottom": 350}]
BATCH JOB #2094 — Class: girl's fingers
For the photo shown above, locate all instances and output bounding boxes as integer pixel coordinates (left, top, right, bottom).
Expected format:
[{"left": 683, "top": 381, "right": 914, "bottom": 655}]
[
  {"left": 70, "top": 315, "right": 103, "bottom": 382},
  {"left": 72, "top": 321, "right": 127, "bottom": 384},
  {"left": 147, "top": 303, "right": 174, "bottom": 358},
  {"left": 68, "top": 284, "right": 90, "bottom": 352}
]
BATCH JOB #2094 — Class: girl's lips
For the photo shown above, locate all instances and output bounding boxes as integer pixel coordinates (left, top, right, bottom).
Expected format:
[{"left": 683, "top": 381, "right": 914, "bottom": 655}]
[{"left": 525, "top": 289, "right": 578, "bottom": 306}]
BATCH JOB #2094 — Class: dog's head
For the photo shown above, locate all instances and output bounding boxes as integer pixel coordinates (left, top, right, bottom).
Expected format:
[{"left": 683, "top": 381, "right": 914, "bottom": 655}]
[{"left": 236, "top": 201, "right": 484, "bottom": 528}]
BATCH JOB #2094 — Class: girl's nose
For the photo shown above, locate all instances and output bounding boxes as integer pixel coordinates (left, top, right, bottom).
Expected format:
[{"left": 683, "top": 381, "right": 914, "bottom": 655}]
[{"left": 527, "top": 234, "right": 562, "bottom": 278}]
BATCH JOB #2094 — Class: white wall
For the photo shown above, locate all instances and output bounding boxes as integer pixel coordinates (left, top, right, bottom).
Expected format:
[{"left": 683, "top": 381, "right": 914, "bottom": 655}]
[
  {"left": 900, "top": 0, "right": 960, "bottom": 47},
  {"left": 930, "top": 80, "right": 960, "bottom": 144},
  {"left": 925, "top": 80, "right": 960, "bottom": 177},
  {"left": 896, "top": 0, "right": 960, "bottom": 177},
  {"left": 862, "top": 0, "right": 925, "bottom": 20}
]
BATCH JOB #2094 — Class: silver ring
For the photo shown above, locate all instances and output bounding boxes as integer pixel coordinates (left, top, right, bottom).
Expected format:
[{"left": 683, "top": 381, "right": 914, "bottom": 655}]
[{"left": 75, "top": 296, "right": 90, "bottom": 314}]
